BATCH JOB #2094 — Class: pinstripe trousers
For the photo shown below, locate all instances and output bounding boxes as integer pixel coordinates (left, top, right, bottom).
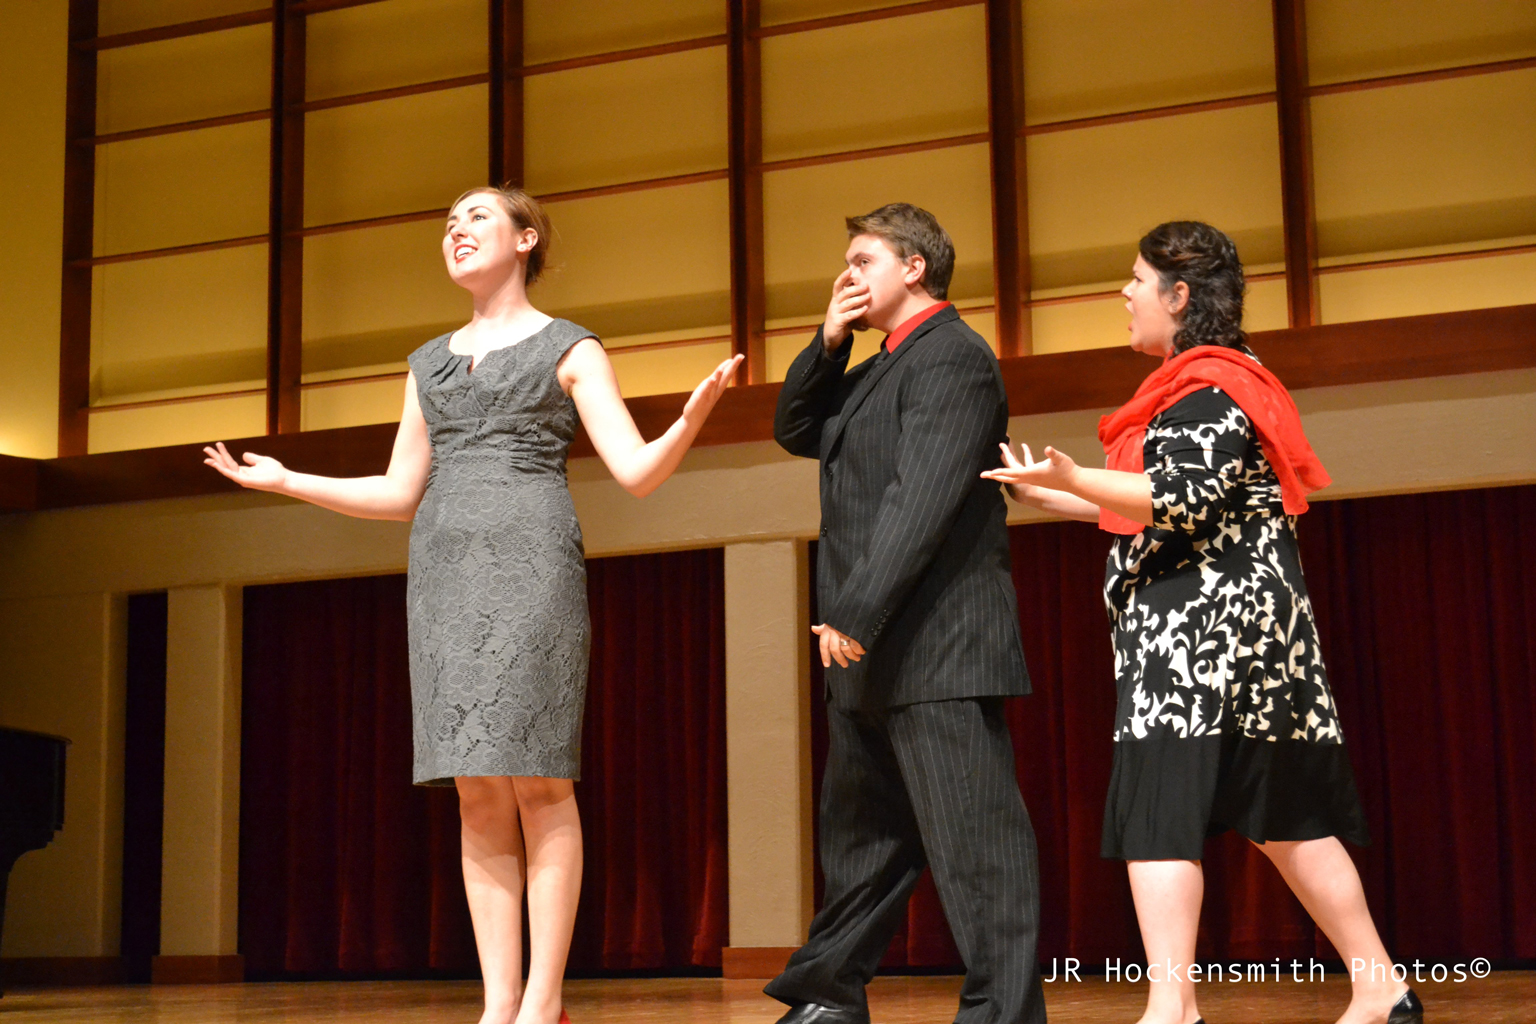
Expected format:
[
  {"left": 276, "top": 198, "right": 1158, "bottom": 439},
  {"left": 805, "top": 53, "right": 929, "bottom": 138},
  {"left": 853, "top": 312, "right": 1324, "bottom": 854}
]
[{"left": 765, "top": 697, "right": 1047, "bottom": 1024}]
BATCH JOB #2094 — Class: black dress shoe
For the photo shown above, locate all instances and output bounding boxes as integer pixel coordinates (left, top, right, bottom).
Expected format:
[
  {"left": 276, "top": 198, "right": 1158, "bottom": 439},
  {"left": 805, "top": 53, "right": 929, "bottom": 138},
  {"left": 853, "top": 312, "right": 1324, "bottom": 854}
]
[
  {"left": 774, "top": 1003, "right": 871, "bottom": 1024},
  {"left": 1387, "top": 988, "right": 1424, "bottom": 1024}
]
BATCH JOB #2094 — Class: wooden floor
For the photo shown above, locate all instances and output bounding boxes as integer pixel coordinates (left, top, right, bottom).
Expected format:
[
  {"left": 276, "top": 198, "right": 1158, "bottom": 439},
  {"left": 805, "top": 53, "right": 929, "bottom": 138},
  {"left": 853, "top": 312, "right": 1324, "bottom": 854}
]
[{"left": 0, "top": 973, "right": 1530, "bottom": 1023}]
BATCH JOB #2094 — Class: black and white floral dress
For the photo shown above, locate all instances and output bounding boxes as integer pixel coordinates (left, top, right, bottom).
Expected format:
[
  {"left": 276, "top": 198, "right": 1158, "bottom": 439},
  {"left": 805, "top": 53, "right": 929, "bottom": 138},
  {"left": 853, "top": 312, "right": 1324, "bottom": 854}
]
[{"left": 1100, "top": 378, "right": 1369, "bottom": 860}]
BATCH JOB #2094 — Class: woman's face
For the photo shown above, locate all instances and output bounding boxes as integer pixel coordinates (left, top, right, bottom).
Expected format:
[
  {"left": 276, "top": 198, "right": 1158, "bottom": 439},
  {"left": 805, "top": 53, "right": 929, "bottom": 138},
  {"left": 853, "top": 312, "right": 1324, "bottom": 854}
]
[
  {"left": 1122, "top": 253, "right": 1186, "bottom": 356},
  {"left": 442, "top": 192, "right": 534, "bottom": 290}
]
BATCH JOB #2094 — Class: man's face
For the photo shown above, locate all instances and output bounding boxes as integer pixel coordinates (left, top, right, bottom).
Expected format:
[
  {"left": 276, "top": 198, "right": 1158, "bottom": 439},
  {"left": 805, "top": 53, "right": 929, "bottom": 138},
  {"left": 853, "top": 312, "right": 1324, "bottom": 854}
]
[{"left": 843, "top": 234, "right": 923, "bottom": 330}]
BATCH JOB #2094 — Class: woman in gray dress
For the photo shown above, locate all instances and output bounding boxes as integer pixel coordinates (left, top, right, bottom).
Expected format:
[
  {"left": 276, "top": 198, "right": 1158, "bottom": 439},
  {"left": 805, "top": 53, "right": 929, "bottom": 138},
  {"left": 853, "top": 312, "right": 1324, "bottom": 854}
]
[{"left": 205, "top": 186, "right": 741, "bottom": 1024}]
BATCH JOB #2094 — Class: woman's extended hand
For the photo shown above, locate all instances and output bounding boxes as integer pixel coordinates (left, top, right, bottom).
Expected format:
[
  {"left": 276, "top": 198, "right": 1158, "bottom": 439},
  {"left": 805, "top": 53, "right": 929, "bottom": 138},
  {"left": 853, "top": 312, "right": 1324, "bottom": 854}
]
[
  {"left": 681, "top": 354, "right": 745, "bottom": 428},
  {"left": 203, "top": 441, "right": 289, "bottom": 492},
  {"left": 981, "top": 440, "right": 1079, "bottom": 492}
]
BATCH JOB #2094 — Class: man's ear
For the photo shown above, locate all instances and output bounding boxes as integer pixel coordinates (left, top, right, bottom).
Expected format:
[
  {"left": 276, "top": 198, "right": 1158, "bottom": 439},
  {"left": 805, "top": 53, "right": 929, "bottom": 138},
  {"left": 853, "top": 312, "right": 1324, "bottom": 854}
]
[{"left": 904, "top": 254, "right": 927, "bottom": 290}]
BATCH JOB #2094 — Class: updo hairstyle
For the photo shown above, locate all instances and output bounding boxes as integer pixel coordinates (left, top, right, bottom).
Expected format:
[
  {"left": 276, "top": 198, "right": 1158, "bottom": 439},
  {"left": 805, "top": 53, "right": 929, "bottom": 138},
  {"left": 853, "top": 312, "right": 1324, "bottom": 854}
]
[
  {"left": 1137, "top": 221, "right": 1247, "bottom": 353},
  {"left": 450, "top": 185, "right": 553, "bottom": 285}
]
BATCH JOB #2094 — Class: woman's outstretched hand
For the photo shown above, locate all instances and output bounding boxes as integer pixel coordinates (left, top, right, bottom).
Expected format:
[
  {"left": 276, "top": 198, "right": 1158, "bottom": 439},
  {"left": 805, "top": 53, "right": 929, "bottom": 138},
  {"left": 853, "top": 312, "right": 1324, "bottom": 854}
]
[
  {"left": 981, "top": 440, "right": 1079, "bottom": 493},
  {"left": 203, "top": 441, "right": 289, "bottom": 493},
  {"left": 681, "top": 353, "right": 745, "bottom": 428}
]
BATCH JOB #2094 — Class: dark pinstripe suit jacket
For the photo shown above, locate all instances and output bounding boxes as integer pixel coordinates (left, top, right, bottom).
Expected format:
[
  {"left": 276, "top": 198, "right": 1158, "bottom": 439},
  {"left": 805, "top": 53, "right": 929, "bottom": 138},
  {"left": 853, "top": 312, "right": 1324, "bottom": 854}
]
[{"left": 775, "top": 306, "right": 1031, "bottom": 710}]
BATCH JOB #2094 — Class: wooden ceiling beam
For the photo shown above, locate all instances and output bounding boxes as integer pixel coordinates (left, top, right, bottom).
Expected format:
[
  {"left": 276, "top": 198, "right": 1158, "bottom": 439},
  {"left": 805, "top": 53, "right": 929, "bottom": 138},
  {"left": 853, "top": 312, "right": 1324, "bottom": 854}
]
[
  {"left": 985, "top": 0, "right": 1029, "bottom": 357},
  {"left": 1273, "top": 0, "right": 1319, "bottom": 328},
  {"left": 267, "top": 1, "right": 305, "bottom": 435},
  {"left": 489, "top": 0, "right": 523, "bottom": 187},
  {"left": 727, "top": 0, "right": 766, "bottom": 385},
  {"left": 57, "top": 0, "right": 99, "bottom": 457}
]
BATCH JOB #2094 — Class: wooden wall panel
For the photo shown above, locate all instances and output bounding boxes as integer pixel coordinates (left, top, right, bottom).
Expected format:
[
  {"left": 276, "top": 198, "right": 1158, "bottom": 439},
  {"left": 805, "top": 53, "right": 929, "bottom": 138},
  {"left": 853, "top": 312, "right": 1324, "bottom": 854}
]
[{"left": 17, "top": 304, "right": 1532, "bottom": 511}]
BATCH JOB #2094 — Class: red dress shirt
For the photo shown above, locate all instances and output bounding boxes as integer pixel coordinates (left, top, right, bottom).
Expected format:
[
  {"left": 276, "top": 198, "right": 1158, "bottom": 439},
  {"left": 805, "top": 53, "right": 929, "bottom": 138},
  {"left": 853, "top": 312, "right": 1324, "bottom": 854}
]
[{"left": 882, "top": 301, "right": 952, "bottom": 353}]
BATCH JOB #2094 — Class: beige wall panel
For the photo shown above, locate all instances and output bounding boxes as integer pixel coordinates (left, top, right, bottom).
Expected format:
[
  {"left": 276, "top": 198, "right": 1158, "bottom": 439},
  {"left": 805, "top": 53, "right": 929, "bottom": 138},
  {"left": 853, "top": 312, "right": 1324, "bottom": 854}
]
[
  {"left": 93, "top": 120, "right": 269, "bottom": 256},
  {"left": 763, "top": 143, "right": 994, "bottom": 321},
  {"left": 524, "top": 49, "right": 727, "bottom": 195},
  {"left": 306, "top": 0, "right": 487, "bottom": 101},
  {"left": 87, "top": 394, "right": 266, "bottom": 455},
  {"left": 608, "top": 340, "right": 732, "bottom": 399},
  {"left": 1027, "top": 104, "right": 1284, "bottom": 290},
  {"left": 1311, "top": 70, "right": 1536, "bottom": 259},
  {"left": 92, "top": 245, "right": 268, "bottom": 398},
  {"left": 534, "top": 181, "right": 731, "bottom": 338},
  {"left": 759, "top": 0, "right": 897, "bottom": 27},
  {"left": 724, "top": 540, "right": 813, "bottom": 948},
  {"left": 524, "top": 0, "right": 723, "bottom": 64},
  {"left": 1307, "top": 0, "right": 1536, "bottom": 85},
  {"left": 99, "top": 0, "right": 260, "bottom": 35},
  {"left": 0, "top": 0, "right": 66, "bottom": 457},
  {"left": 1023, "top": 0, "right": 1274, "bottom": 124},
  {"left": 160, "top": 585, "right": 242, "bottom": 958},
  {"left": 0, "top": 592, "right": 123, "bottom": 958},
  {"left": 1030, "top": 277, "right": 1290, "bottom": 357},
  {"left": 765, "top": 328, "right": 880, "bottom": 384},
  {"left": 763, "top": 306, "right": 996, "bottom": 385},
  {"left": 1243, "top": 278, "right": 1290, "bottom": 334},
  {"left": 1318, "top": 252, "right": 1536, "bottom": 325},
  {"left": 1030, "top": 295, "right": 1129, "bottom": 355},
  {"left": 761, "top": 6, "right": 988, "bottom": 162},
  {"left": 303, "top": 221, "right": 468, "bottom": 363},
  {"left": 301, "top": 378, "right": 411, "bottom": 432},
  {"left": 96, "top": 25, "right": 269, "bottom": 134},
  {"left": 304, "top": 86, "right": 488, "bottom": 228}
]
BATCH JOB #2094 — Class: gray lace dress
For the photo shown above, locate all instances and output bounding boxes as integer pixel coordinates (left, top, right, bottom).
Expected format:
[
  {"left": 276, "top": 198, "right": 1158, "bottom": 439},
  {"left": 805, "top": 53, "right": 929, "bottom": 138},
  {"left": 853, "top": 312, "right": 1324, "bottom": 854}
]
[{"left": 405, "top": 319, "right": 596, "bottom": 784}]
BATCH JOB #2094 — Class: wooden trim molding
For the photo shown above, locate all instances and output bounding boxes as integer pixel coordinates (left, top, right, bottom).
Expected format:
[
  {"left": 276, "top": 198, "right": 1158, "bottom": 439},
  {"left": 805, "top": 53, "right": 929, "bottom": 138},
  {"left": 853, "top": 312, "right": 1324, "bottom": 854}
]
[
  {"left": 80, "top": 10, "right": 271, "bottom": 50},
  {"left": 754, "top": 0, "right": 981, "bottom": 38},
  {"left": 1273, "top": 0, "right": 1318, "bottom": 328},
  {"left": 489, "top": 0, "right": 523, "bottom": 186},
  {"left": 0, "top": 956, "right": 128, "bottom": 988},
  {"left": 520, "top": 35, "right": 726, "bottom": 77},
  {"left": 0, "top": 453, "right": 41, "bottom": 512},
  {"left": 57, "top": 0, "right": 99, "bottom": 457},
  {"left": 149, "top": 954, "right": 246, "bottom": 984},
  {"left": 267, "top": 1, "right": 305, "bottom": 434},
  {"left": 12, "top": 305, "right": 1532, "bottom": 513},
  {"left": 727, "top": 0, "right": 767, "bottom": 384},
  {"left": 984, "top": 0, "right": 1029, "bottom": 357},
  {"left": 721, "top": 946, "right": 797, "bottom": 979}
]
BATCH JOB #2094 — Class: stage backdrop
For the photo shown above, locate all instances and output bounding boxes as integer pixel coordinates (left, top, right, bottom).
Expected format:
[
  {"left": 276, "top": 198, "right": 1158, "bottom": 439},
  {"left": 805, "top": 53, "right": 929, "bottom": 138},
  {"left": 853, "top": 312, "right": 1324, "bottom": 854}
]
[
  {"left": 236, "top": 485, "right": 1533, "bottom": 978},
  {"left": 238, "top": 548, "right": 727, "bottom": 979}
]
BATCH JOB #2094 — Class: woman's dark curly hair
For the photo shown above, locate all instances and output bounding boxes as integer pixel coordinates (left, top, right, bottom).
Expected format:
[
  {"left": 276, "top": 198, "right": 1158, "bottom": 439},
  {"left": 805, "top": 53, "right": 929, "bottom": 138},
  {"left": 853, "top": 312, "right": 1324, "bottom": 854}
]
[{"left": 1138, "top": 221, "right": 1247, "bottom": 353}]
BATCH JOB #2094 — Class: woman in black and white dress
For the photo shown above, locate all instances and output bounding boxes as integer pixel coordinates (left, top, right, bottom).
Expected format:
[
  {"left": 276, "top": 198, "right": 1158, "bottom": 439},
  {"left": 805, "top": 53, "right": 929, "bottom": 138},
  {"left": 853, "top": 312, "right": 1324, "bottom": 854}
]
[{"left": 984, "top": 222, "right": 1421, "bottom": 1024}]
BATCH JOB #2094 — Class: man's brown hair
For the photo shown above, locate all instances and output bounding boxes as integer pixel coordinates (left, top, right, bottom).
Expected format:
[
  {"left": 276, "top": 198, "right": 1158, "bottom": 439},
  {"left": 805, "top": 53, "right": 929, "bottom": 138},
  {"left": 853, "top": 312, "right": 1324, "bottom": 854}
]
[
  {"left": 845, "top": 202, "right": 955, "bottom": 300},
  {"left": 450, "top": 185, "right": 553, "bottom": 285}
]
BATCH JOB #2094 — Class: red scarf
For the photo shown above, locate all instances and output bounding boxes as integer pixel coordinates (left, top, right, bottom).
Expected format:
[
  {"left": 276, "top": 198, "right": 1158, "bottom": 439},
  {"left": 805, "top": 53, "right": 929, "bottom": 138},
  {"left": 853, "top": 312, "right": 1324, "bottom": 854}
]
[{"left": 1097, "top": 345, "right": 1331, "bottom": 534}]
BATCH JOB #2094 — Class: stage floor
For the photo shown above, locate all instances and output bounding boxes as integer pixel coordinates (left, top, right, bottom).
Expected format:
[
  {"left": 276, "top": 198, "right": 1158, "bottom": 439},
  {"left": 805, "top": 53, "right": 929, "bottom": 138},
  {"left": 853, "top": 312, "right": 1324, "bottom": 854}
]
[{"left": 1, "top": 973, "right": 1530, "bottom": 1022}]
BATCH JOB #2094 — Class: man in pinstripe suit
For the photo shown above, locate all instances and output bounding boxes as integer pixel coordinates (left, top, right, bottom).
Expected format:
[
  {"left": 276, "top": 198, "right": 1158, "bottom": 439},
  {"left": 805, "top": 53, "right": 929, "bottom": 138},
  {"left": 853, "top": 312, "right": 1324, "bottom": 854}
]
[{"left": 765, "top": 204, "right": 1046, "bottom": 1024}]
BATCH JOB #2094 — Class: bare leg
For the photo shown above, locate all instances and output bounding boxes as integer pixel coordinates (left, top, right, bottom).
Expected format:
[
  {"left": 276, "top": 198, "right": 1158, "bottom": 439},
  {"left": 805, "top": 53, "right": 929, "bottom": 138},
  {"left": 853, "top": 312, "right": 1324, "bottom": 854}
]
[
  {"left": 513, "top": 776, "right": 582, "bottom": 1024},
  {"left": 1127, "top": 860, "right": 1204, "bottom": 1024},
  {"left": 1252, "top": 838, "right": 1409, "bottom": 1024},
  {"left": 458, "top": 776, "right": 526, "bottom": 1024}
]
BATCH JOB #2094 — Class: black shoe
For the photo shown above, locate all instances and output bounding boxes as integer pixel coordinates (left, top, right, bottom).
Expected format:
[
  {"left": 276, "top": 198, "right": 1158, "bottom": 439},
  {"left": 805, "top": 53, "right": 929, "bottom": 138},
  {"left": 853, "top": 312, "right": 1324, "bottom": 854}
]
[
  {"left": 1387, "top": 988, "right": 1424, "bottom": 1024},
  {"left": 774, "top": 1004, "right": 871, "bottom": 1024}
]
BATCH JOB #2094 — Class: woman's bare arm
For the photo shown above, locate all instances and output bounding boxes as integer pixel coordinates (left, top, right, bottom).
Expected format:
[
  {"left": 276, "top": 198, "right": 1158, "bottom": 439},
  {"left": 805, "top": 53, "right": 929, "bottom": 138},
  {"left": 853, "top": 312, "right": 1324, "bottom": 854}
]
[
  {"left": 203, "top": 374, "right": 433, "bottom": 521},
  {"left": 560, "top": 338, "right": 742, "bottom": 498},
  {"left": 981, "top": 441, "right": 1149, "bottom": 525}
]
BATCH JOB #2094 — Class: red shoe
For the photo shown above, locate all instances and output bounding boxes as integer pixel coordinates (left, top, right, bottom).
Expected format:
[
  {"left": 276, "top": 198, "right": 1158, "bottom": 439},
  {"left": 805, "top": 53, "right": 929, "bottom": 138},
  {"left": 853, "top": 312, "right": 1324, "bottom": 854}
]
[{"left": 559, "top": 1011, "right": 571, "bottom": 1024}]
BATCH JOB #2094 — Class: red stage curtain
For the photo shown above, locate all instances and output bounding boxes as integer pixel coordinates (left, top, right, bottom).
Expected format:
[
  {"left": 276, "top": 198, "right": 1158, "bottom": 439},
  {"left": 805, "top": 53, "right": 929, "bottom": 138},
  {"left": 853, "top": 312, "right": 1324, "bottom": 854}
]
[
  {"left": 239, "top": 548, "right": 727, "bottom": 979},
  {"left": 810, "top": 484, "right": 1536, "bottom": 966}
]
